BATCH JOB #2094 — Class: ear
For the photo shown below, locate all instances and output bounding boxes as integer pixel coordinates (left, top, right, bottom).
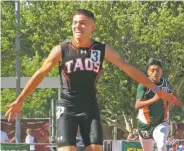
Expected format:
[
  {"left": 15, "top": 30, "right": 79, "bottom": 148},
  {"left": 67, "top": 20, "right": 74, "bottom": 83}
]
[
  {"left": 147, "top": 71, "right": 151, "bottom": 77},
  {"left": 161, "top": 69, "right": 164, "bottom": 76},
  {"left": 92, "top": 24, "right": 96, "bottom": 32}
]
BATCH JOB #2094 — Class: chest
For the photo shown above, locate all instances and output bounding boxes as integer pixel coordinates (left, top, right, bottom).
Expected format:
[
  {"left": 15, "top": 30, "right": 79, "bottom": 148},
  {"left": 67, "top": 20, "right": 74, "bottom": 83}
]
[
  {"left": 62, "top": 47, "right": 103, "bottom": 74},
  {"left": 145, "top": 81, "right": 172, "bottom": 99}
]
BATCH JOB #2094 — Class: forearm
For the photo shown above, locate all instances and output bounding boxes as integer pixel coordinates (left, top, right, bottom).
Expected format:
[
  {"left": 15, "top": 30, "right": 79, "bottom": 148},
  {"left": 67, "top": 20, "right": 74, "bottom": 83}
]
[
  {"left": 176, "top": 98, "right": 184, "bottom": 107},
  {"left": 172, "top": 92, "right": 184, "bottom": 107},
  {"left": 117, "top": 59, "right": 155, "bottom": 90},
  {"left": 105, "top": 46, "right": 156, "bottom": 90},
  {"left": 135, "top": 98, "right": 158, "bottom": 109},
  {"left": 17, "top": 70, "right": 45, "bottom": 102}
]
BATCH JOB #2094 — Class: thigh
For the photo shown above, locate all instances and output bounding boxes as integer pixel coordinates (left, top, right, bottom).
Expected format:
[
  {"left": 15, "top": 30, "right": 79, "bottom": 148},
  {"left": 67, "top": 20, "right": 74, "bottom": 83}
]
[
  {"left": 153, "top": 122, "right": 169, "bottom": 147},
  {"left": 79, "top": 116, "right": 103, "bottom": 147},
  {"left": 139, "top": 134, "right": 155, "bottom": 151},
  {"left": 57, "top": 113, "right": 78, "bottom": 148},
  {"left": 85, "top": 144, "right": 102, "bottom": 151},
  {"left": 57, "top": 146, "right": 76, "bottom": 151}
]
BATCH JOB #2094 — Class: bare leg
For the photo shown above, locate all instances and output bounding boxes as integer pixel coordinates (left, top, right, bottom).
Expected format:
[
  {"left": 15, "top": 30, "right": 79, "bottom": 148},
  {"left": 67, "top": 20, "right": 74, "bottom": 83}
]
[
  {"left": 85, "top": 144, "right": 102, "bottom": 151},
  {"left": 139, "top": 135, "right": 154, "bottom": 151},
  {"left": 57, "top": 145, "right": 76, "bottom": 151}
]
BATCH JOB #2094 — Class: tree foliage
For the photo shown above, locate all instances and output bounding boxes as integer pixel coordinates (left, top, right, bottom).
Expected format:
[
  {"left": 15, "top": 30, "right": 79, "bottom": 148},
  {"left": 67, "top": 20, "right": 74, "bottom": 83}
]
[{"left": 1, "top": 1, "right": 184, "bottom": 132}]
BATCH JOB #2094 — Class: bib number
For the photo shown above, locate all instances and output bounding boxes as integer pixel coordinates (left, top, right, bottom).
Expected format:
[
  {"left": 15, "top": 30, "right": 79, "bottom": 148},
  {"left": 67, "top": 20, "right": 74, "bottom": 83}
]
[
  {"left": 141, "top": 130, "right": 150, "bottom": 139},
  {"left": 56, "top": 106, "right": 65, "bottom": 119},
  {"left": 91, "top": 50, "right": 101, "bottom": 63}
]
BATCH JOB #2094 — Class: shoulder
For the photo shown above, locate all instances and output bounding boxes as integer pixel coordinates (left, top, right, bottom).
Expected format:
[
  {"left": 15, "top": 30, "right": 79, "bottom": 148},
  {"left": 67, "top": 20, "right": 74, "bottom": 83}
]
[
  {"left": 49, "top": 45, "right": 61, "bottom": 55},
  {"left": 46, "top": 45, "right": 62, "bottom": 60},
  {"left": 60, "top": 40, "right": 72, "bottom": 47},
  {"left": 161, "top": 77, "right": 173, "bottom": 92},
  {"left": 137, "top": 84, "right": 147, "bottom": 90},
  {"left": 92, "top": 41, "right": 106, "bottom": 52},
  {"left": 161, "top": 77, "right": 171, "bottom": 85},
  {"left": 93, "top": 40, "right": 105, "bottom": 45},
  {"left": 136, "top": 84, "right": 148, "bottom": 99},
  {"left": 60, "top": 40, "right": 73, "bottom": 56}
]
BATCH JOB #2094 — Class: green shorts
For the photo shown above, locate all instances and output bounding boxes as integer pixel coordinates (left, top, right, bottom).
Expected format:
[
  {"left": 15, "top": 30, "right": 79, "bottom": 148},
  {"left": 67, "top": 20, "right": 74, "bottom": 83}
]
[{"left": 137, "top": 120, "right": 161, "bottom": 139}]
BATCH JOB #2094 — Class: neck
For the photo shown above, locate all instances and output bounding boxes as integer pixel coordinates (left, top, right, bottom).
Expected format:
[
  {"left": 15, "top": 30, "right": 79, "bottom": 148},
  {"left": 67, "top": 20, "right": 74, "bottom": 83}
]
[
  {"left": 149, "top": 77, "right": 161, "bottom": 84},
  {"left": 73, "top": 37, "right": 92, "bottom": 47}
]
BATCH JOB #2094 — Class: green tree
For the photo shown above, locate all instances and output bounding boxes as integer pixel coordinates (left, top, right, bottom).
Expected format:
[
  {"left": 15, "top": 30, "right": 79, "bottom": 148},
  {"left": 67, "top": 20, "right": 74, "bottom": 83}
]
[{"left": 1, "top": 1, "right": 184, "bottom": 133}]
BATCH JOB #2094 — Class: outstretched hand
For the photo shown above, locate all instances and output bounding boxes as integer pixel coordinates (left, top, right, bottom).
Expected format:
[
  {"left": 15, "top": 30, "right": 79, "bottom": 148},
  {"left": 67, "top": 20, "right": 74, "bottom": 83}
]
[
  {"left": 4, "top": 100, "right": 23, "bottom": 122},
  {"left": 157, "top": 90, "right": 181, "bottom": 106}
]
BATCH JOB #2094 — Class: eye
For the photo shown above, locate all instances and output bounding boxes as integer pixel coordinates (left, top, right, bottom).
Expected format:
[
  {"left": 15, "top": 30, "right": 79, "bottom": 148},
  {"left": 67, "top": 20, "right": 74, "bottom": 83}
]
[
  {"left": 72, "top": 21, "right": 78, "bottom": 25},
  {"left": 80, "top": 22, "right": 86, "bottom": 25}
]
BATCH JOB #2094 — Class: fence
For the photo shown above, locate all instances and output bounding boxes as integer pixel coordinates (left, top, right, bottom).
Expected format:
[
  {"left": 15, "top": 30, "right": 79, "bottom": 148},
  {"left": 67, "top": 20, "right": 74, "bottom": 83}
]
[
  {"left": 0, "top": 143, "right": 85, "bottom": 151},
  {"left": 103, "top": 140, "right": 184, "bottom": 151},
  {"left": 1, "top": 140, "right": 183, "bottom": 151}
]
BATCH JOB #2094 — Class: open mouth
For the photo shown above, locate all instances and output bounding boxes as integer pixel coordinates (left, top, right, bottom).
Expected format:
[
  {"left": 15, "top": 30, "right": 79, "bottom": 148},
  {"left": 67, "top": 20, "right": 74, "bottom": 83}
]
[
  {"left": 75, "top": 31, "right": 82, "bottom": 33},
  {"left": 153, "top": 75, "right": 158, "bottom": 78}
]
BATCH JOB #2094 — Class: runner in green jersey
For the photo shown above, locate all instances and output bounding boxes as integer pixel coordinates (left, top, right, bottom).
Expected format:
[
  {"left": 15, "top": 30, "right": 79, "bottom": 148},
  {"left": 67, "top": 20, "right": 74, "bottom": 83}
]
[{"left": 135, "top": 58, "right": 184, "bottom": 151}]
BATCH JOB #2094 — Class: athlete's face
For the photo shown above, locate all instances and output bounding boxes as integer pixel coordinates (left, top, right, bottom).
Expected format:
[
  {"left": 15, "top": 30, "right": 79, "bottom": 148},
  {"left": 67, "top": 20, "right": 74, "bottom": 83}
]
[
  {"left": 72, "top": 14, "right": 96, "bottom": 40},
  {"left": 147, "top": 65, "right": 163, "bottom": 83}
]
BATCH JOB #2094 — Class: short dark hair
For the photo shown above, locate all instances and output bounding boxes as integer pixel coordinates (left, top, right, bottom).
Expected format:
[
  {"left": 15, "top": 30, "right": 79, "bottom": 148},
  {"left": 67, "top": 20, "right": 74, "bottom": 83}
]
[
  {"left": 146, "top": 58, "right": 162, "bottom": 73},
  {"left": 73, "top": 9, "right": 95, "bottom": 21}
]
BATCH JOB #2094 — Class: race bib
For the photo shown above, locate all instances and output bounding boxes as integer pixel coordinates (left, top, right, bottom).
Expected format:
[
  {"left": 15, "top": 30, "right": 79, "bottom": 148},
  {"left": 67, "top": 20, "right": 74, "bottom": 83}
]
[
  {"left": 56, "top": 106, "right": 65, "bottom": 119},
  {"left": 140, "top": 130, "right": 151, "bottom": 139},
  {"left": 90, "top": 50, "right": 101, "bottom": 63}
]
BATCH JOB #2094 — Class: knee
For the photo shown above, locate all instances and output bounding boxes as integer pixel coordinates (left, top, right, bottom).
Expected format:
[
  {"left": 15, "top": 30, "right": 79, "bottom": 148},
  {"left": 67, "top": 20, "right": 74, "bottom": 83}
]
[
  {"left": 85, "top": 144, "right": 102, "bottom": 151},
  {"left": 57, "top": 146, "right": 76, "bottom": 151},
  {"left": 89, "top": 130, "right": 103, "bottom": 145},
  {"left": 156, "top": 142, "right": 167, "bottom": 151},
  {"left": 57, "top": 137, "right": 76, "bottom": 148},
  {"left": 90, "top": 136, "right": 103, "bottom": 145}
]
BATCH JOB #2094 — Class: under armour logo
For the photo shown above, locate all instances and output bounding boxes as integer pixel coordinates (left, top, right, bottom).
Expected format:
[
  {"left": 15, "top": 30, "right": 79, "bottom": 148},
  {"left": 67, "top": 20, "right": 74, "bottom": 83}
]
[
  {"left": 57, "top": 136, "right": 63, "bottom": 141},
  {"left": 81, "top": 50, "right": 87, "bottom": 54}
]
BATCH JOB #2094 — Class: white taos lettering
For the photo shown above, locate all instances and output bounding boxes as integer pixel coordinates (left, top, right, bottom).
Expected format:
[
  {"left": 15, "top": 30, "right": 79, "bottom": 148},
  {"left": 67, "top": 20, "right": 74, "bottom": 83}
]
[
  {"left": 65, "top": 60, "right": 73, "bottom": 73},
  {"left": 65, "top": 58, "right": 101, "bottom": 73},
  {"left": 85, "top": 58, "right": 93, "bottom": 71},
  {"left": 73, "top": 58, "right": 84, "bottom": 72},
  {"left": 93, "top": 62, "right": 100, "bottom": 73}
]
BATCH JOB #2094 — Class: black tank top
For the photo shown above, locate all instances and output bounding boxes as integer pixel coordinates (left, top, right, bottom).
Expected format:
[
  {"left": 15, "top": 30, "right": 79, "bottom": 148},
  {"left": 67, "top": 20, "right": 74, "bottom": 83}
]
[{"left": 58, "top": 40, "right": 105, "bottom": 114}]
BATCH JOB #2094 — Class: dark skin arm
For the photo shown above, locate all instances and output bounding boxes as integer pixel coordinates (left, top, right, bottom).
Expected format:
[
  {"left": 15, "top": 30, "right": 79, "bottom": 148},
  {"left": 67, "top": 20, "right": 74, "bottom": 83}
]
[
  {"left": 136, "top": 91, "right": 184, "bottom": 110},
  {"left": 5, "top": 45, "right": 61, "bottom": 122},
  {"left": 135, "top": 94, "right": 160, "bottom": 109},
  {"left": 172, "top": 91, "right": 184, "bottom": 107},
  {"left": 169, "top": 91, "right": 184, "bottom": 109},
  {"left": 105, "top": 45, "right": 179, "bottom": 105}
]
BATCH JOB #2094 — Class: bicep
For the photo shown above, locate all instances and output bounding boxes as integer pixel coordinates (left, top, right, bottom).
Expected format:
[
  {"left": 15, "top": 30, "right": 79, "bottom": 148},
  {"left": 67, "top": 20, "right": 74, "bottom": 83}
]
[
  {"left": 136, "top": 98, "right": 147, "bottom": 104},
  {"left": 136, "top": 84, "right": 146, "bottom": 99},
  {"left": 135, "top": 98, "right": 147, "bottom": 109},
  {"left": 39, "top": 45, "right": 61, "bottom": 75},
  {"left": 135, "top": 85, "right": 146, "bottom": 107},
  {"left": 105, "top": 45, "right": 140, "bottom": 76},
  {"left": 104, "top": 45, "right": 127, "bottom": 67}
]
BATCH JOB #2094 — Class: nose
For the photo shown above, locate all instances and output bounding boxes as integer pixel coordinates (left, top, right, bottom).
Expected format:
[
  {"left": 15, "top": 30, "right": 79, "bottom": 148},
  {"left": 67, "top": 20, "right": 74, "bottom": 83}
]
[
  {"left": 153, "top": 70, "right": 158, "bottom": 75},
  {"left": 74, "top": 22, "right": 81, "bottom": 28}
]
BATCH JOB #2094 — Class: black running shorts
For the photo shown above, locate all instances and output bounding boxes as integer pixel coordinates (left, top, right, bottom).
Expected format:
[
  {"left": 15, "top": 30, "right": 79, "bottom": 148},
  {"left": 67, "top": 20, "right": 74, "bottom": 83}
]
[{"left": 56, "top": 106, "right": 103, "bottom": 148}]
